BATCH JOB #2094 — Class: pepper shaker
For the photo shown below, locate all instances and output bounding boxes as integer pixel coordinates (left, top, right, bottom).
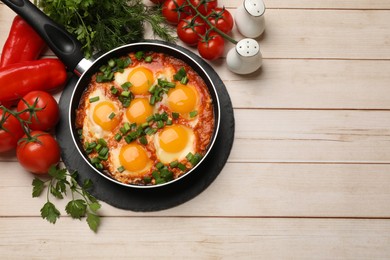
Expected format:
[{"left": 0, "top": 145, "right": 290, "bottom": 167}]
[
  {"left": 226, "top": 38, "right": 262, "bottom": 75},
  {"left": 234, "top": 0, "right": 266, "bottom": 38}
]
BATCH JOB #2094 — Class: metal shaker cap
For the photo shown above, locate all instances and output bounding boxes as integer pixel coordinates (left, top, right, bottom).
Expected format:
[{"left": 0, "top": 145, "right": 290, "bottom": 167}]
[{"left": 244, "top": 0, "right": 265, "bottom": 17}]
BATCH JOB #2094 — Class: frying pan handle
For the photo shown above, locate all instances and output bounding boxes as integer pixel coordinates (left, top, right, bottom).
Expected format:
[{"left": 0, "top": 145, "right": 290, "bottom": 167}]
[{"left": 1, "top": 0, "right": 84, "bottom": 72}]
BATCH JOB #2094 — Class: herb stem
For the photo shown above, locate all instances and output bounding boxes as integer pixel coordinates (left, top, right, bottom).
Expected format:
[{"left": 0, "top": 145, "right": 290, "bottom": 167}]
[{"left": 185, "top": 0, "right": 238, "bottom": 44}]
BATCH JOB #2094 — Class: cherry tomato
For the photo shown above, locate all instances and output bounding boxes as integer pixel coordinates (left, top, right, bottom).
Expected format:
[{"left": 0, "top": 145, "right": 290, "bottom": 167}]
[
  {"left": 177, "top": 16, "right": 206, "bottom": 46},
  {"left": 198, "top": 32, "right": 225, "bottom": 60},
  {"left": 16, "top": 131, "right": 60, "bottom": 174},
  {"left": 162, "top": 0, "right": 190, "bottom": 25},
  {"left": 207, "top": 7, "right": 234, "bottom": 34},
  {"left": 0, "top": 109, "right": 24, "bottom": 153},
  {"left": 17, "top": 91, "right": 59, "bottom": 131},
  {"left": 189, "top": 0, "right": 217, "bottom": 16}
]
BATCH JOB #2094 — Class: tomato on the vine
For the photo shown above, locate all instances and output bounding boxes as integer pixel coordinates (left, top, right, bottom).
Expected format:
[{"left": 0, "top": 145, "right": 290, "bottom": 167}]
[
  {"left": 197, "top": 32, "right": 225, "bottom": 60},
  {"left": 177, "top": 16, "right": 206, "bottom": 46},
  {"left": 162, "top": 0, "right": 191, "bottom": 24},
  {"left": 189, "top": 0, "right": 218, "bottom": 16},
  {"left": 206, "top": 7, "right": 234, "bottom": 34},
  {"left": 16, "top": 131, "right": 60, "bottom": 174},
  {"left": 0, "top": 109, "right": 24, "bottom": 153},
  {"left": 17, "top": 91, "right": 59, "bottom": 131}
]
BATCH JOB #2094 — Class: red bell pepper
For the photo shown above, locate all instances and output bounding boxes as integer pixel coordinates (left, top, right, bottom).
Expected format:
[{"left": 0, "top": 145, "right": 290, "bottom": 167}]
[
  {"left": 0, "top": 59, "right": 67, "bottom": 104},
  {"left": 0, "top": 16, "right": 46, "bottom": 67}
]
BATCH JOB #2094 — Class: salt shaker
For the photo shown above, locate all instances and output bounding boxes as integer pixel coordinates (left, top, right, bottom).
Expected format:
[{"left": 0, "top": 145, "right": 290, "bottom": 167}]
[
  {"left": 234, "top": 0, "right": 266, "bottom": 38},
  {"left": 226, "top": 38, "right": 262, "bottom": 75}
]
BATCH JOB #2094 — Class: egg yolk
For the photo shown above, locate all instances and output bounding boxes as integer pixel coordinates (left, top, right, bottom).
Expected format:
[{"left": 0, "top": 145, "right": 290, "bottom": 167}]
[
  {"left": 126, "top": 98, "right": 154, "bottom": 125},
  {"left": 158, "top": 125, "right": 189, "bottom": 153},
  {"left": 93, "top": 101, "right": 120, "bottom": 131},
  {"left": 119, "top": 143, "right": 150, "bottom": 172},
  {"left": 127, "top": 67, "right": 154, "bottom": 95},
  {"left": 167, "top": 83, "right": 198, "bottom": 114}
]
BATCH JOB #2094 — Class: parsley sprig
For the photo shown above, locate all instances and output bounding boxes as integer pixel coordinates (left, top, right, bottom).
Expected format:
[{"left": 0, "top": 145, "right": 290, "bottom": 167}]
[
  {"left": 34, "top": 0, "right": 176, "bottom": 58},
  {"left": 32, "top": 165, "right": 101, "bottom": 232}
]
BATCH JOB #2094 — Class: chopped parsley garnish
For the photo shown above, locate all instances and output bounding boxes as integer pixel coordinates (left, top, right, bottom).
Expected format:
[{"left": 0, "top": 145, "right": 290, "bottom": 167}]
[
  {"left": 121, "top": 82, "right": 132, "bottom": 90},
  {"left": 149, "top": 79, "right": 176, "bottom": 105},
  {"left": 96, "top": 56, "right": 132, "bottom": 82},
  {"left": 173, "top": 67, "right": 187, "bottom": 81},
  {"left": 89, "top": 96, "right": 100, "bottom": 103},
  {"left": 135, "top": 51, "right": 144, "bottom": 60},
  {"left": 108, "top": 112, "right": 116, "bottom": 120},
  {"left": 189, "top": 110, "right": 198, "bottom": 118}
]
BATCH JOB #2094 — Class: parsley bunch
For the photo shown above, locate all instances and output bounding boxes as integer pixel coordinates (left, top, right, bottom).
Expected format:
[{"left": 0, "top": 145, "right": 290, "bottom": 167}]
[
  {"left": 32, "top": 165, "right": 101, "bottom": 232},
  {"left": 34, "top": 0, "right": 175, "bottom": 58}
]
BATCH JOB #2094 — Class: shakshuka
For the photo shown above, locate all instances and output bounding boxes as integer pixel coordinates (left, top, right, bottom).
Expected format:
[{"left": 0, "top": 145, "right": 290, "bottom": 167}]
[{"left": 75, "top": 51, "right": 214, "bottom": 185}]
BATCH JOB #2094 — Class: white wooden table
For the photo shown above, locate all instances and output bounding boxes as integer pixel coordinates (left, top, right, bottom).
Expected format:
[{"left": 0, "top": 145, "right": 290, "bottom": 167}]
[{"left": 1, "top": 0, "right": 390, "bottom": 258}]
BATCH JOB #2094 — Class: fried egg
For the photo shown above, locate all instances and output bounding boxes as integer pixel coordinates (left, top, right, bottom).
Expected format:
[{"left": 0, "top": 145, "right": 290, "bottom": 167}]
[
  {"left": 77, "top": 52, "right": 215, "bottom": 186},
  {"left": 114, "top": 66, "right": 155, "bottom": 95},
  {"left": 166, "top": 83, "right": 200, "bottom": 121},
  {"left": 126, "top": 97, "right": 154, "bottom": 125},
  {"left": 83, "top": 88, "right": 121, "bottom": 142},
  {"left": 154, "top": 124, "right": 196, "bottom": 164},
  {"left": 109, "top": 142, "right": 153, "bottom": 181}
]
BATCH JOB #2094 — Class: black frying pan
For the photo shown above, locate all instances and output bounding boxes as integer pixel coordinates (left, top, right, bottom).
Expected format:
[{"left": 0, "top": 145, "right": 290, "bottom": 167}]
[{"left": 1, "top": 0, "right": 221, "bottom": 188}]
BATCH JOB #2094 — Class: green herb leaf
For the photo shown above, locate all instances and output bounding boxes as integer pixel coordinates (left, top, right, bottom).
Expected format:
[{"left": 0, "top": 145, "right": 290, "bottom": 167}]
[
  {"left": 40, "top": 202, "right": 60, "bottom": 224},
  {"left": 65, "top": 199, "right": 87, "bottom": 219},
  {"left": 32, "top": 178, "right": 45, "bottom": 197},
  {"left": 87, "top": 213, "right": 100, "bottom": 233},
  {"left": 83, "top": 179, "right": 93, "bottom": 190},
  {"left": 89, "top": 202, "right": 102, "bottom": 213},
  {"left": 32, "top": 165, "right": 102, "bottom": 232},
  {"left": 48, "top": 166, "right": 67, "bottom": 181},
  {"left": 50, "top": 183, "right": 64, "bottom": 199},
  {"left": 34, "top": 0, "right": 176, "bottom": 58}
]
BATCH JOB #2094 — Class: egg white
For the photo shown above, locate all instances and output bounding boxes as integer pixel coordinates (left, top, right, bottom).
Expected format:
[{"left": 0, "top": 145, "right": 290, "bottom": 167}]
[{"left": 83, "top": 88, "right": 122, "bottom": 142}]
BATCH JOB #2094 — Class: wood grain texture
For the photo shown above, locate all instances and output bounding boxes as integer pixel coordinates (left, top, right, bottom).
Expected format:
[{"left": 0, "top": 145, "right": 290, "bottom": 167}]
[
  {"left": 1, "top": 1, "right": 390, "bottom": 258},
  {"left": 1, "top": 218, "right": 390, "bottom": 259},
  {"left": 1, "top": 162, "right": 390, "bottom": 217},
  {"left": 147, "top": 8, "right": 390, "bottom": 60},
  {"left": 224, "top": 59, "right": 390, "bottom": 109},
  {"left": 2, "top": 6, "right": 390, "bottom": 60}
]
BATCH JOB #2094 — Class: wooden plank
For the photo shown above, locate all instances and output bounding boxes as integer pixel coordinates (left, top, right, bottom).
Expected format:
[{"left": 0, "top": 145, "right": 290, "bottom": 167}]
[
  {"left": 1, "top": 162, "right": 390, "bottom": 217},
  {"left": 128, "top": 8, "right": 390, "bottom": 60},
  {"left": 1, "top": 109, "right": 390, "bottom": 163},
  {"left": 0, "top": 217, "right": 390, "bottom": 259},
  {"left": 222, "top": 59, "right": 390, "bottom": 109},
  {"left": 254, "top": 9, "right": 390, "bottom": 59},
  {"left": 2, "top": 6, "right": 390, "bottom": 60},
  {"left": 232, "top": 109, "right": 390, "bottom": 163},
  {"left": 0, "top": 5, "right": 14, "bottom": 51}
]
